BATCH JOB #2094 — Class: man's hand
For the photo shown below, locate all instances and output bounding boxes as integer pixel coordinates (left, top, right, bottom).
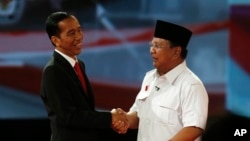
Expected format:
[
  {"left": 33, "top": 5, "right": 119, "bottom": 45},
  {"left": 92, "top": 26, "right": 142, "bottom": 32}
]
[{"left": 111, "top": 108, "right": 129, "bottom": 134}]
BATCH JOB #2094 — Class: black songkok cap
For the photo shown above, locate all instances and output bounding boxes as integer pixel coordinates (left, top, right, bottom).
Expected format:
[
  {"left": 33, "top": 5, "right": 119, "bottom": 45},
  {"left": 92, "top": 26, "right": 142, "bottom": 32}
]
[{"left": 154, "top": 20, "right": 192, "bottom": 48}]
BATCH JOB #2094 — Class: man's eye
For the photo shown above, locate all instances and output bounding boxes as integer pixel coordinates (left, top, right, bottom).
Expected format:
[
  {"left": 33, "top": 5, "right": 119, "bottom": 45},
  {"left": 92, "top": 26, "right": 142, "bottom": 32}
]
[
  {"left": 68, "top": 32, "right": 75, "bottom": 36},
  {"left": 78, "top": 29, "right": 82, "bottom": 33}
]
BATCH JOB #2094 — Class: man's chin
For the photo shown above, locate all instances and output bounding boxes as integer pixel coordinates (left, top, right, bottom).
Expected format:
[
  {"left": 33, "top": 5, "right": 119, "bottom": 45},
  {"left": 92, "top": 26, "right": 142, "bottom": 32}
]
[
  {"left": 153, "top": 62, "right": 158, "bottom": 68},
  {"left": 75, "top": 50, "right": 82, "bottom": 55}
]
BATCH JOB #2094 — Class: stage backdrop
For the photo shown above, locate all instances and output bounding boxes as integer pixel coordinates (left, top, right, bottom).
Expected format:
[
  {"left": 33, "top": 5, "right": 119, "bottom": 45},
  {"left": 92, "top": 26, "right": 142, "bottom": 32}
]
[{"left": 227, "top": 0, "right": 250, "bottom": 118}]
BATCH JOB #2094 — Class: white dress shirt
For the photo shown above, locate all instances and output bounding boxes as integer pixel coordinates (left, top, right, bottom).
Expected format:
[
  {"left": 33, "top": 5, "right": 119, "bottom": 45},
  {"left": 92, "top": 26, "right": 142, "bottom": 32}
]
[
  {"left": 55, "top": 49, "right": 76, "bottom": 67},
  {"left": 130, "top": 61, "right": 208, "bottom": 141}
]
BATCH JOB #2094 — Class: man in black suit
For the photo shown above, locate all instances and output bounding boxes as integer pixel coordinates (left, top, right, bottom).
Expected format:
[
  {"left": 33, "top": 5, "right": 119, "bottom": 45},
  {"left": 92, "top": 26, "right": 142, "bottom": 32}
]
[{"left": 40, "top": 11, "right": 128, "bottom": 141}]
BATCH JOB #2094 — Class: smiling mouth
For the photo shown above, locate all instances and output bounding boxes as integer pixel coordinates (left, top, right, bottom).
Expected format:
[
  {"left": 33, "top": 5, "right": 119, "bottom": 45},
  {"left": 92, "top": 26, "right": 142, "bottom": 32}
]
[
  {"left": 75, "top": 42, "right": 83, "bottom": 47},
  {"left": 152, "top": 57, "right": 157, "bottom": 61}
]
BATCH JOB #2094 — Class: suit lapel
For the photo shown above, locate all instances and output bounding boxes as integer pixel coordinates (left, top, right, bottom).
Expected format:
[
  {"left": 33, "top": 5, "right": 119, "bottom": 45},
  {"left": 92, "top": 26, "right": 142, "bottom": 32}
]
[
  {"left": 78, "top": 60, "right": 95, "bottom": 109},
  {"left": 53, "top": 51, "right": 95, "bottom": 109}
]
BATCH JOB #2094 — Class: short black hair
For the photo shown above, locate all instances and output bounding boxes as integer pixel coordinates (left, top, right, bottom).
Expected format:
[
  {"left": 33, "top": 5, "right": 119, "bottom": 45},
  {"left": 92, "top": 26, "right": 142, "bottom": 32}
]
[
  {"left": 45, "top": 11, "right": 73, "bottom": 39},
  {"left": 169, "top": 41, "right": 188, "bottom": 59}
]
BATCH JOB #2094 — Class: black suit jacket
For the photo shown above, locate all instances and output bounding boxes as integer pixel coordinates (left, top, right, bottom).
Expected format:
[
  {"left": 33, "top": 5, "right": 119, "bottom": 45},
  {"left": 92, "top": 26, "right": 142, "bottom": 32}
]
[{"left": 41, "top": 51, "right": 112, "bottom": 141}]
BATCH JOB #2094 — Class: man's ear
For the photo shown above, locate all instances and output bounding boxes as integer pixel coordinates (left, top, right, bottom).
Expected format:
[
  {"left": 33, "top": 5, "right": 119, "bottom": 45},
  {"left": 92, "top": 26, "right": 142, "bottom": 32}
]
[
  {"left": 173, "top": 46, "right": 182, "bottom": 59},
  {"left": 51, "top": 36, "right": 59, "bottom": 47}
]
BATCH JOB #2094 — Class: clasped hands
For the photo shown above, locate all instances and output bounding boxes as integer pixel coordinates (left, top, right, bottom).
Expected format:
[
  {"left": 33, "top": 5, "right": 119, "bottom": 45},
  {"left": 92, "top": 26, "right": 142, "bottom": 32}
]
[{"left": 111, "top": 108, "right": 129, "bottom": 134}]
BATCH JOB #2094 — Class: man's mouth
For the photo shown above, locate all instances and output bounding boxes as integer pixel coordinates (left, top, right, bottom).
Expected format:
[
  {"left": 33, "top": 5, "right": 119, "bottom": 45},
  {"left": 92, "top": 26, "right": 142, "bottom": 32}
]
[
  {"left": 152, "top": 57, "right": 157, "bottom": 61},
  {"left": 75, "top": 42, "right": 83, "bottom": 48}
]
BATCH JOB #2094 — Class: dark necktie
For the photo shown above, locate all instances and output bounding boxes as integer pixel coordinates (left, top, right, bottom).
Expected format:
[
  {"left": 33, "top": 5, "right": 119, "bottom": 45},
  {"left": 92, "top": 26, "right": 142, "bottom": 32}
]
[{"left": 74, "top": 62, "right": 88, "bottom": 94}]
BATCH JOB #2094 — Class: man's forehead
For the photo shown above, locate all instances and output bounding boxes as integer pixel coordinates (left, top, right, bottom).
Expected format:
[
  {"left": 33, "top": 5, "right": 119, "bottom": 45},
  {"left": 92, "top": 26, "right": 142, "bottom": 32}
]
[
  {"left": 58, "top": 18, "right": 80, "bottom": 31},
  {"left": 152, "top": 37, "right": 169, "bottom": 43}
]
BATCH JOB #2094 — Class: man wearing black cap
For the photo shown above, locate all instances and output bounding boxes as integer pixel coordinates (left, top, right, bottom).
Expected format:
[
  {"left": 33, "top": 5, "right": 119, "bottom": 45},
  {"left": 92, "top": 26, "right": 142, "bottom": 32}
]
[{"left": 113, "top": 20, "right": 209, "bottom": 141}]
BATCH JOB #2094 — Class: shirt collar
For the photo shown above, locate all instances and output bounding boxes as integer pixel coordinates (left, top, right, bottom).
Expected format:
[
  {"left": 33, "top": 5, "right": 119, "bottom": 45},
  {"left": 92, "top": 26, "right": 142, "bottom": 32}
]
[
  {"left": 55, "top": 49, "right": 76, "bottom": 67},
  {"left": 153, "top": 61, "right": 187, "bottom": 84}
]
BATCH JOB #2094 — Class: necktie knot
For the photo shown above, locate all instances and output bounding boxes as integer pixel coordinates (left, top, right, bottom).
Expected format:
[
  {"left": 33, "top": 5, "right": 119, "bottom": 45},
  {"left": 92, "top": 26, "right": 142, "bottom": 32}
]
[{"left": 74, "top": 62, "right": 80, "bottom": 72}]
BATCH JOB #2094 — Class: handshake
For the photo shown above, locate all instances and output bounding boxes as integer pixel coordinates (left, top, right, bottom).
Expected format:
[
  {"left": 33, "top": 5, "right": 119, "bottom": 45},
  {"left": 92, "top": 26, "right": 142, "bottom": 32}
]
[{"left": 110, "top": 108, "right": 137, "bottom": 134}]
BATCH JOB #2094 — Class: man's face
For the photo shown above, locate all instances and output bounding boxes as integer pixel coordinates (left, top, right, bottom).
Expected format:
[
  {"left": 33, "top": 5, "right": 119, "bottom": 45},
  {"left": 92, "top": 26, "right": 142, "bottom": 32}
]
[
  {"left": 149, "top": 37, "right": 178, "bottom": 74},
  {"left": 53, "top": 16, "right": 83, "bottom": 59}
]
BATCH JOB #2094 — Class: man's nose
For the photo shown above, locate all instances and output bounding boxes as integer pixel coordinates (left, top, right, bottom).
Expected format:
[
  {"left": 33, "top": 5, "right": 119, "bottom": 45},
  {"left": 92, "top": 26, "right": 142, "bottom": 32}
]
[
  {"left": 76, "top": 32, "right": 83, "bottom": 40},
  {"left": 150, "top": 47, "right": 155, "bottom": 54}
]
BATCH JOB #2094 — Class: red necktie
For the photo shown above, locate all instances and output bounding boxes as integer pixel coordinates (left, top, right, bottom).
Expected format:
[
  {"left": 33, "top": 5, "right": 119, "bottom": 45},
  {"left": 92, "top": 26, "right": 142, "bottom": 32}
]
[{"left": 74, "top": 62, "right": 88, "bottom": 94}]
